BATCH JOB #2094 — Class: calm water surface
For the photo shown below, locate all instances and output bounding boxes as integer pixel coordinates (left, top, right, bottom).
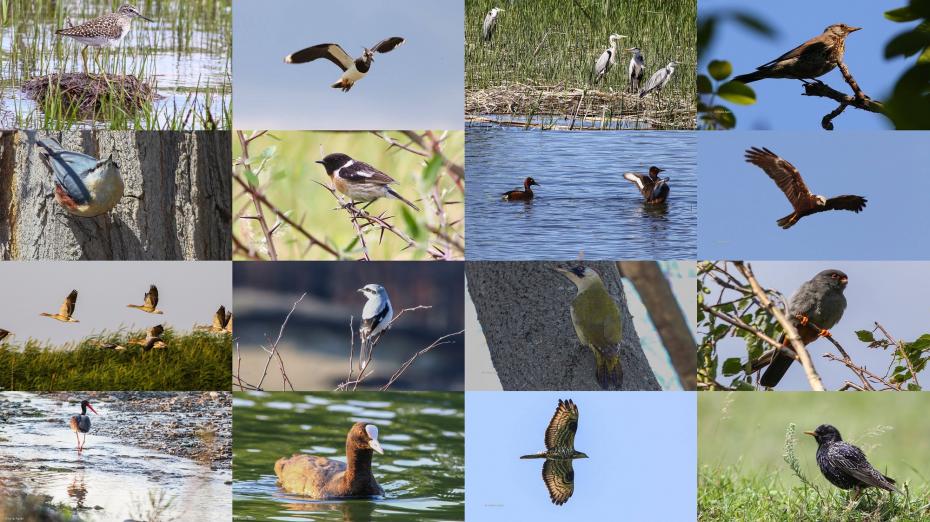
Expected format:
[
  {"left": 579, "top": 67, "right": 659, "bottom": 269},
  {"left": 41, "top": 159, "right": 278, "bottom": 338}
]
[
  {"left": 233, "top": 391, "right": 465, "bottom": 522},
  {"left": 466, "top": 126, "right": 697, "bottom": 259}
]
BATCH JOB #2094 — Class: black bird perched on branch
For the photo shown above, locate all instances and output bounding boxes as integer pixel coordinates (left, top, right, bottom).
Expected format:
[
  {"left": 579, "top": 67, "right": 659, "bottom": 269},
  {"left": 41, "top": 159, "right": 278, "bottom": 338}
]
[
  {"left": 316, "top": 153, "right": 420, "bottom": 211},
  {"left": 520, "top": 399, "right": 588, "bottom": 505},
  {"left": 733, "top": 24, "right": 861, "bottom": 84},
  {"left": 745, "top": 147, "right": 866, "bottom": 229},
  {"left": 805, "top": 424, "right": 900, "bottom": 500},
  {"left": 284, "top": 37, "right": 405, "bottom": 92},
  {"left": 754, "top": 269, "right": 848, "bottom": 388},
  {"left": 623, "top": 166, "right": 669, "bottom": 204}
]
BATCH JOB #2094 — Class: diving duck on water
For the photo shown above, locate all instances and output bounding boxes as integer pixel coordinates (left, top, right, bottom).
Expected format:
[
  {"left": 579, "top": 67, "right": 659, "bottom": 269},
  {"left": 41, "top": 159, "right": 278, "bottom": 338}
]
[
  {"left": 275, "top": 422, "right": 385, "bottom": 499},
  {"left": 502, "top": 177, "right": 540, "bottom": 201},
  {"left": 623, "top": 166, "right": 669, "bottom": 204}
]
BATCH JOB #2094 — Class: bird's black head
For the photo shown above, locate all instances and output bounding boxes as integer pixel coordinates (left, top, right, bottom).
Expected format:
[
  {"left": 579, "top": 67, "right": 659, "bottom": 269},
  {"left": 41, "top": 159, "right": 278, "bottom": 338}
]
[
  {"left": 814, "top": 269, "right": 848, "bottom": 290},
  {"left": 524, "top": 177, "right": 539, "bottom": 187},
  {"left": 79, "top": 400, "right": 99, "bottom": 415},
  {"left": 648, "top": 166, "right": 665, "bottom": 179},
  {"left": 315, "top": 153, "right": 353, "bottom": 174},
  {"left": 805, "top": 424, "right": 842, "bottom": 445}
]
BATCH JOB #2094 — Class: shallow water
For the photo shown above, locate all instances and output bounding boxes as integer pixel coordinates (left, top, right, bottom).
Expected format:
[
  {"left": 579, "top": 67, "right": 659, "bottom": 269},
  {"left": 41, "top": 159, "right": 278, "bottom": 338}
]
[
  {"left": 465, "top": 126, "right": 697, "bottom": 260},
  {"left": 233, "top": 391, "right": 465, "bottom": 522},
  {"left": 0, "top": 0, "right": 230, "bottom": 129},
  {"left": 0, "top": 392, "right": 231, "bottom": 521}
]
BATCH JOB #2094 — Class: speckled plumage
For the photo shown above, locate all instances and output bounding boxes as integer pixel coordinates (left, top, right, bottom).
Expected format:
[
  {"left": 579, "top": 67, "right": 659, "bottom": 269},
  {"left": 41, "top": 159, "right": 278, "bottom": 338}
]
[
  {"left": 807, "top": 424, "right": 900, "bottom": 495},
  {"left": 520, "top": 399, "right": 588, "bottom": 505},
  {"left": 56, "top": 4, "right": 152, "bottom": 47}
]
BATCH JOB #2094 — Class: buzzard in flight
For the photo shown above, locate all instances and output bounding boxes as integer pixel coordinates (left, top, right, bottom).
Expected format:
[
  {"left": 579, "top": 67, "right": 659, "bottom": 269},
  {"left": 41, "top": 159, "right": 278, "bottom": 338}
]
[{"left": 520, "top": 399, "right": 588, "bottom": 505}]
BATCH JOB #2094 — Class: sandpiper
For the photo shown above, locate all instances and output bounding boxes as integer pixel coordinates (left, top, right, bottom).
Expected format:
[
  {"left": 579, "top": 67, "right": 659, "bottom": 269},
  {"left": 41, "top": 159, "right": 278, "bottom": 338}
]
[{"left": 55, "top": 4, "right": 153, "bottom": 71}]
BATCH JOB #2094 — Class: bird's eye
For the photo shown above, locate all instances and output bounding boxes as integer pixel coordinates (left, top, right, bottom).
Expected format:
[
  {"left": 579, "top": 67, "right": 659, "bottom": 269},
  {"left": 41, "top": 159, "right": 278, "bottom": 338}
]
[{"left": 831, "top": 273, "right": 838, "bottom": 278}]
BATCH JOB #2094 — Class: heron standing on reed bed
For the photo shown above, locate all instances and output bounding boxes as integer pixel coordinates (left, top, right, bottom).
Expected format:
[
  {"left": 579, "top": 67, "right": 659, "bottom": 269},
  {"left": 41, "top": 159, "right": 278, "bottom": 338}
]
[
  {"left": 483, "top": 7, "right": 504, "bottom": 42},
  {"left": 55, "top": 4, "right": 154, "bottom": 72},
  {"left": 591, "top": 34, "right": 628, "bottom": 85},
  {"left": 639, "top": 61, "right": 679, "bottom": 98},
  {"left": 627, "top": 47, "right": 645, "bottom": 92}
]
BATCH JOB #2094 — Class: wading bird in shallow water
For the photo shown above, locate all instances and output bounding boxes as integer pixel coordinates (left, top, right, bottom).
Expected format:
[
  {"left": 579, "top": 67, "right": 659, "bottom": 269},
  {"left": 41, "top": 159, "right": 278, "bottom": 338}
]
[
  {"left": 744, "top": 147, "right": 866, "bottom": 229},
  {"left": 358, "top": 284, "right": 393, "bottom": 367},
  {"left": 275, "top": 422, "right": 385, "bottom": 498},
  {"left": 805, "top": 424, "right": 900, "bottom": 501},
  {"left": 285, "top": 37, "right": 405, "bottom": 92},
  {"left": 40, "top": 290, "right": 80, "bottom": 323},
  {"left": 551, "top": 265, "right": 623, "bottom": 390},
  {"left": 483, "top": 7, "right": 504, "bottom": 42},
  {"left": 624, "top": 166, "right": 669, "bottom": 204},
  {"left": 520, "top": 399, "right": 588, "bottom": 505},
  {"left": 54, "top": 4, "right": 153, "bottom": 71},
  {"left": 126, "top": 284, "right": 163, "bottom": 314},
  {"left": 501, "top": 177, "right": 539, "bottom": 201},
  {"left": 734, "top": 24, "right": 861, "bottom": 84},
  {"left": 36, "top": 136, "right": 124, "bottom": 218},
  {"left": 69, "top": 400, "right": 99, "bottom": 452},
  {"left": 640, "top": 61, "right": 679, "bottom": 97},
  {"left": 315, "top": 153, "right": 420, "bottom": 211},
  {"left": 591, "top": 34, "right": 628, "bottom": 85}
]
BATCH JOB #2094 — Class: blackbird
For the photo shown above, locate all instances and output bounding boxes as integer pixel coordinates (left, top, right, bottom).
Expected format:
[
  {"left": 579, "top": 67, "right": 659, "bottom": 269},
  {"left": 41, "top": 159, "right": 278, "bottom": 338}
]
[{"left": 805, "top": 424, "right": 900, "bottom": 500}]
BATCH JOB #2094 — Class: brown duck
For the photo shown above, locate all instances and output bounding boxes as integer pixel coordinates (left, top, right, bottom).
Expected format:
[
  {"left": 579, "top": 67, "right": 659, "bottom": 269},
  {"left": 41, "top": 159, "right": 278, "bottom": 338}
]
[
  {"left": 502, "top": 177, "right": 540, "bottom": 201},
  {"left": 275, "top": 422, "right": 385, "bottom": 499}
]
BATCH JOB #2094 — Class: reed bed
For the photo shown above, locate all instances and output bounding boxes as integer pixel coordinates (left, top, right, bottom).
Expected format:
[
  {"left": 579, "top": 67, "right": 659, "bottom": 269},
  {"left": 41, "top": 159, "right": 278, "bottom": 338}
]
[{"left": 465, "top": 0, "right": 696, "bottom": 129}]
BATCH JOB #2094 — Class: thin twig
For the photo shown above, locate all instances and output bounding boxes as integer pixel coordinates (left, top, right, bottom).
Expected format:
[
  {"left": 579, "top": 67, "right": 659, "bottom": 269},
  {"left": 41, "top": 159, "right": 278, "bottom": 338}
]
[
  {"left": 379, "top": 330, "right": 465, "bottom": 390},
  {"left": 236, "top": 131, "right": 278, "bottom": 260},
  {"left": 255, "top": 293, "right": 306, "bottom": 391},
  {"left": 875, "top": 321, "right": 919, "bottom": 388}
]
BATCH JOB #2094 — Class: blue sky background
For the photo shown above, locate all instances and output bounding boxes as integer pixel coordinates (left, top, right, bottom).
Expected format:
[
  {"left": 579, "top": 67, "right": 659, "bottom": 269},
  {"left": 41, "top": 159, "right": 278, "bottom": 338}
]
[
  {"left": 698, "top": 132, "right": 930, "bottom": 260},
  {"left": 706, "top": 261, "right": 930, "bottom": 391},
  {"left": 465, "top": 392, "right": 695, "bottom": 520},
  {"left": 233, "top": 0, "right": 463, "bottom": 130},
  {"left": 699, "top": 0, "right": 920, "bottom": 130}
]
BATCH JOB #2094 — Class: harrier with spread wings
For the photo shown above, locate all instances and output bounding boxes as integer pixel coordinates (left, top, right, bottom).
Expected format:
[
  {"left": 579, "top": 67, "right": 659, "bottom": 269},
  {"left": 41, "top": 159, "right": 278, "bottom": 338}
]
[
  {"left": 520, "top": 399, "right": 588, "bottom": 505},
  {"left": 745, "top": 147, "right": 866, "bottom": 229}
]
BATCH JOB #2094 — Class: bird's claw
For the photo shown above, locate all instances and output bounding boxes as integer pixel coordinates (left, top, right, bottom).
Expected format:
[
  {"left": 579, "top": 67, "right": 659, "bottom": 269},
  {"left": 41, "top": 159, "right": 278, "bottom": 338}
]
[
  {"left": 819, "top": 329, "right": 832, "bottom": 338},
  {"left": 795, "top": 314, "right": 810, "bottom": 326}
]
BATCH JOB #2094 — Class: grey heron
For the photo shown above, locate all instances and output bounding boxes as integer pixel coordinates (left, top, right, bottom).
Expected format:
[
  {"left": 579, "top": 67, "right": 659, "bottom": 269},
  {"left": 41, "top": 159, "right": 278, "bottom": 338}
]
[
  {"left": 591, "top": 34, "right": 627, "bottom": 84},
  {"left": 639, "top": 61, "right": 679, "bottom": 98},
  {"left": 483, "top": 7, "right": 504, "bottom": 42},
  {"left": 627, "top": 47, "right": 645, "bottom": 92}
]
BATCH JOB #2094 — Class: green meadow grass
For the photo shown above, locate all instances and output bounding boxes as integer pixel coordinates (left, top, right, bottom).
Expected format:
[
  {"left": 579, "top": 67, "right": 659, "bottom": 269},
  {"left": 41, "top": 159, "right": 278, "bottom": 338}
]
[
  {"left": 0, "top": 330, "right": 231, "bottom": 391},
  {"left": 233, "top": 131, "right": 465, "bottom": 261},
  {"left": 699, "top": 393, "right": 930, "bottom": 521}
]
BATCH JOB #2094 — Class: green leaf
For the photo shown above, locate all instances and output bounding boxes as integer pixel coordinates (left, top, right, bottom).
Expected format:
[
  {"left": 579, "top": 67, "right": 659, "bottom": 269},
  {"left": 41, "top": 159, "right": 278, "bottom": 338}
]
[
  {"left": 885, "top": 28, "right": 930, "bottom": 58},
  {"left": 920, "top": 46, "right": 930, "bottom": 64},
  {"left": 422, "top": 154, "right": 444, "bottom": 188},
  {"left": 907, "top": 383, "right": 922, "bottom": 391},
  {"left": 855, "top": 330, "right": 875, "bottom": 342},
  {"left": 885, "top": 6, "right": 919, "bottom": 22},
  {"left": 731, "top": 12, "right": 777, "bottom": 38},
  {"left": 708, "top": 60, "right": 733, "bottom": 81},
  {"left": 244, "top": 168, "right": 259, "bottom": 186},
  {"left": 400, "top": 205, "right": 425, "bottom": 242},
  {"left": 697, "top": 74, "right": 713, "bottom": 94},
  {"left": 722, "top": 357, "right": 743, "bottom": 376},
  {"left": 717, "top": 81, "right": 757, "bottom": 105},
  {"left": 733, "top": 380, "right": 757, "bottom": 391},
  {"left": 709, "top": 105, "right": 736, "bottom": 128}
]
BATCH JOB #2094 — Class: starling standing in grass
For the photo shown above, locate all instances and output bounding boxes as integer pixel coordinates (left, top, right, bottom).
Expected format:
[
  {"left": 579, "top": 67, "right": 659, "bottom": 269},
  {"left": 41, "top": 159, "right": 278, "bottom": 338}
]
[
  {"left": 805, "top": 424, "right": 900, "bottom": 500},
  {"left": 733, "top": 24, "right": 861, "bottom": 84}
]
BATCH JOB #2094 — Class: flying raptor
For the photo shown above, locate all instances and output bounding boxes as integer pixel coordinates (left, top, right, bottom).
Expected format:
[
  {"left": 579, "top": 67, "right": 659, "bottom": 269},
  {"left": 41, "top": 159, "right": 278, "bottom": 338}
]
[
  {"left": 745, "top": 147, "right": 866, "bottom": 229},
  {"left": 520, "top": 399, "right": 588, "bottom": 505}
]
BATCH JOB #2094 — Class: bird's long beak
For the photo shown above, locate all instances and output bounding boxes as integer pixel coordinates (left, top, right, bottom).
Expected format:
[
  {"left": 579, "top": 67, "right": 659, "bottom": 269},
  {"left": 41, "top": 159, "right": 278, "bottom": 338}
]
[
  {"left": 86, "top": 403, "right": 99, "bottom": 415},
  {"left": 848, "top": 26, "right": 862, "bottom": 32},
  {"left": 369, "top": 438, "right": 384, "bottom": 454},
  {"left": 550, "top": 265, "right": 569, "bottom": 275},
  {"left": 626, "top": 47, "right": 636, "bottom": 52},
  {"left": 139, "top": 14, "right": 154, "bottom": 22},
  {"left": 803, "top": 430, "right": 815, "bottom": 437}
]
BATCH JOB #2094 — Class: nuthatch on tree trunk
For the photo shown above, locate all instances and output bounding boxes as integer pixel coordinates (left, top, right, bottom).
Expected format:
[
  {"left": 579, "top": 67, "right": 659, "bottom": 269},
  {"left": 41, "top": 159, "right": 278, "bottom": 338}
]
[{"left": 37, "top": 136, "right": 124, "bottom": 218}]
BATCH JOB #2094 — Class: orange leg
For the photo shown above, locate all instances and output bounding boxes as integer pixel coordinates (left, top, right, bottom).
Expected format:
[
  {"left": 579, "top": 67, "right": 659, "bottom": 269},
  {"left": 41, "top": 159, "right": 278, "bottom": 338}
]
[{"left": 794, "top": 313, "right": 810, "bottom": 326}]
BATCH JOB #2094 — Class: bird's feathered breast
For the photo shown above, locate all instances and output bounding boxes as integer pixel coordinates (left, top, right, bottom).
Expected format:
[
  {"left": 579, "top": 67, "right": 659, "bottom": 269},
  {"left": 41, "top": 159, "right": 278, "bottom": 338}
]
[{"left": 569, "top": 284, "right": 621, "bottom": 348}]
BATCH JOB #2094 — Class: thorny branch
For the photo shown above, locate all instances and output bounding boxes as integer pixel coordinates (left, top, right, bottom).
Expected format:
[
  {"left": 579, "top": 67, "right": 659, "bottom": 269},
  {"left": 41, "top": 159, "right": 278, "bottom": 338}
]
[{"left": 233, "top": 293, "right": 306, "bottom": 392}]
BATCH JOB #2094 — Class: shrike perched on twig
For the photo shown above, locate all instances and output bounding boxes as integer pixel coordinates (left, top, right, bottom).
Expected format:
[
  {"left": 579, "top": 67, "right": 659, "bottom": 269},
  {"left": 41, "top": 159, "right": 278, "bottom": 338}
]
[{"left": 358, "top": 284, "right": 394, "bottom": 367}]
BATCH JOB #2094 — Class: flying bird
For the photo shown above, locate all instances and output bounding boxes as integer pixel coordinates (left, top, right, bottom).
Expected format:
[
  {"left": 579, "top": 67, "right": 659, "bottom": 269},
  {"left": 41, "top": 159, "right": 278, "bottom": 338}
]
[
  {"left": 37, "top": 137, "right": 124, "bottom": 218},
  {"left": 520, "top": 399, "right": 588, "bottom": 505},
  {"left": 316, "top": 153, "right": 420, "bottom": 211},
  {"left": 131, "top": 324, "right": 166, "bottom": 351},
  {"left": 745, "top": 147, "right": 866, "bottom": 229},
  {"left": 623, "top": 166, "right": 669, "bottom": 204},
  {"left": 69, "top": 399, "right": 99, "bottom": 452},
  {"left": 591, "top": 34, "right": 627, "bottom": 84},
  {"left": 639, "top": 61, "right": 679, "bottom": 97},
  {"left": 734, "top": 24, "right": 861, "bottom": 84},
  {"left": 358, "top": 284, "right": 394, "bottom": 366},
  {"left": 805, "top": 424, "right": 900, "bottom": 500},
  {"left": 627, "top": 47, "right": 645, "bottom": 92},
  {"left": 284, "top": 37, "right": 405, "bottom": 92},
  {"left": 483, "top": 7, "right": 504, "bottom": 42},
  {"left": 552, "top": 265, "right": 623, "bottom": 390},
  {"left": 752, "top": 269, "right": 848, "bottom": 388},
  {"left": 501, "top": 177, "right": 540, "bottom": 201},
  {"left": 196, "top": 305, "right": 232, "bottom": 333},
  {"left": 126, "top": 284, "right": 163, "bottom": 314},
  {"left": 40, "top": 290, "right": 80, "bottom": 323},
  {"left": 0, "top": 329, "right": 10, "bottom": 342}
]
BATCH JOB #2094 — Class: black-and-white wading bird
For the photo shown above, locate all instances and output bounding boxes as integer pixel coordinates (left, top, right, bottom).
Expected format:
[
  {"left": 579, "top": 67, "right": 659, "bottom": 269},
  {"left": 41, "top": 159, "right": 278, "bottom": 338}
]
[
  {"left": 69, "top": 399, "right": 99, "bottom": 452},
  {"left": 639, "top": 61, "right": 679, "bottom": 97},
  {"left": 358, "top": 284, "right": 394, "bottom": 366},
  {"left": 284, "top": 37, "right": 405, "bottom": 92},
  {"left": 315, "top": 153, "right": 420, "bottom": 211},
  {"left": 591, "top": 34, "right": 628, "bottom": 84},
  {"left": 627, "top": 47, "right": 645, "bottom": 92},
  {"left": 483, "top": 7, "right": 504, "bottom": 42}
]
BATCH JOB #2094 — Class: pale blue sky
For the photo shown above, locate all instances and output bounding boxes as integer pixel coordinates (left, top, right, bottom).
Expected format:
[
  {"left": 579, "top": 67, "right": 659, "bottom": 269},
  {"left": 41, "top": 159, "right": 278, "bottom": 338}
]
[
  {"left": 466, "top": 391, "right": 695, "bottom": 521},
  {"left": 700, "top": 0, "right": 919, "bottom": 130},
  {"left": 698, "top": 132, "right": 930, "bottom": 260},
  {"left": 233, "top": 0, "right": 464, "bottom": 130},
  {"left": 707, "top": 261, "right": 930, "bottom": 390}
]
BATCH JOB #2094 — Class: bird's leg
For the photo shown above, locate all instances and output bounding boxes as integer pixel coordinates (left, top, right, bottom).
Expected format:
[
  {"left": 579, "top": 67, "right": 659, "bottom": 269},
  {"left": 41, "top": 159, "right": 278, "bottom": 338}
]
[
  {"left": 81, "top": 45, "right": 89, "bottom": 72},
  {"left": 793, "top": 313, "right": 810, "bottom": 326},
  {"left": 818, "top": 329, "right": 832, "bottom": 338},
  {"left": 75, "top": 431, "right": 81, "bottom": 451},
  {"left": 850, "top": 486, "right": 861, "bottom": 503}
]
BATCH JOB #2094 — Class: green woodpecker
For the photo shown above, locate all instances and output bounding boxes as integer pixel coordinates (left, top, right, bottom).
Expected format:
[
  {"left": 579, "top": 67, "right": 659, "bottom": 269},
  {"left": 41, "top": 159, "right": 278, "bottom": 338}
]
[{"left": 551, "top": 264, "right": 623, "bottom": 390}]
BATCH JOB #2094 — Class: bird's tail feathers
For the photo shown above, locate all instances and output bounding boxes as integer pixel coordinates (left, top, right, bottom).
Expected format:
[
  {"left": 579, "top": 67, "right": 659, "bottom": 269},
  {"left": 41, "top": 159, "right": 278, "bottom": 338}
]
[
  {"left": 593, "top": 352, "right": 623, "bottom": 390},
  {"left": 733, "top": 71, "right": 763, "bottom": 84},
  {"left": 519, "top": 453, "right": 547, "bottom": 459},
  {"left": 777, "top": 212, "right": 799, "bottom": 229},
  {"left": 387, "top": 188, "right": 420, "bottom": 211}
]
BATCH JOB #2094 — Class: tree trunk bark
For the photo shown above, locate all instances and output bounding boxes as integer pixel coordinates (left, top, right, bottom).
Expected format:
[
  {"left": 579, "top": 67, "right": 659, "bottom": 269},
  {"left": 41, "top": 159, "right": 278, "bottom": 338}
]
[
  {"left": 466, "top": 261, "right": 661, "bottom": 390},
  {"left": 0, "top": 130, "right": 230, "bottom": 260}
]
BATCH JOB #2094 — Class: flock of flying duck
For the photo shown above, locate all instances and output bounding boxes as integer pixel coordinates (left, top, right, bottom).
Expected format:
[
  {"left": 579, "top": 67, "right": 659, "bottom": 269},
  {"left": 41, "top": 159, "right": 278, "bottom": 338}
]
[{"left": 0, "top": 284, "right": 232, "bottom": 351}]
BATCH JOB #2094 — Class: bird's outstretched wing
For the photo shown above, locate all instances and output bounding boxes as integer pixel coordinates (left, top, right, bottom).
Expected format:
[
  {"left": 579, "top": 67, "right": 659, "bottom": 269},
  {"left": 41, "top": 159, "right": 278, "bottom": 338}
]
[
  {"left": 745, "top": 147, "right": 815, "bottom": 212},
  {"left": 542, "top": 459, "right": 575, "bottom": 505},
  {"left": 824, "top": 195, "right": 867, "bottom": 213},
  {"left": 144, "top": 285, "right": 159, "bottom": 308},
  {"left": 623, "top": 172, "right": 654, "bottom": 192},
  {"left": 371, "top": 37, "right": 405, "bottom": 53},
  {"left": 544, "top": 399, "right": 579, "bottom": 451},
  {"left": 285, "top": 43, "right": 353, "bottom": 70},
  {"left": 213, "top": 306, "right": 226, "bottom": 329},
  {"left": 60, "top": 290, "right": 78, "bottom": 318},
  {"left": 149, "top": 324, "right": 165, "bottom": 337},
  {"left": 0, "top": 329, "right": 10, "bottom": 341}
]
